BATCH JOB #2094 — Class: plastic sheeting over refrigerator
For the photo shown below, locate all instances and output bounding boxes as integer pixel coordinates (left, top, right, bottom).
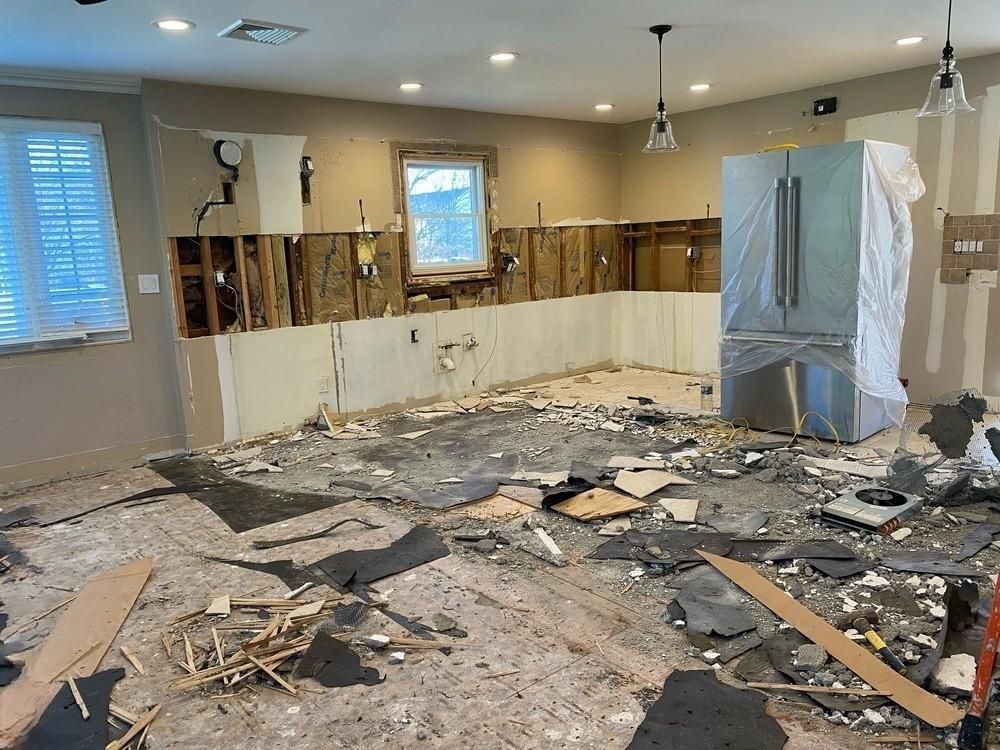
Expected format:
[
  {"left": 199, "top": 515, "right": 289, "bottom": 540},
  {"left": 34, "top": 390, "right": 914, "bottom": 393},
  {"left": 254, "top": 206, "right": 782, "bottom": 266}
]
[{"left": 720, "top": 140, "right": 925, "bottom": 430}]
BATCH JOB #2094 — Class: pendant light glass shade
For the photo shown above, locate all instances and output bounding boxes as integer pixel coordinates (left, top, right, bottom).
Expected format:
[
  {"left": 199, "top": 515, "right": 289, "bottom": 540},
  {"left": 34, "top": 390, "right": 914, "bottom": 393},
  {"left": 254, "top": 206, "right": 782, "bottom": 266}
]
[
  {"left": 643, "top": 107, "right": 679, "bottom": 152},
  {"left": 916, "top": 0, "right": 975, "bottom": 117},
  {"left": 643, "top": 24, "right": 679, "bottom": 153},
  {"left": 916, "top": 56, "right": 975, "bottom": 117}
]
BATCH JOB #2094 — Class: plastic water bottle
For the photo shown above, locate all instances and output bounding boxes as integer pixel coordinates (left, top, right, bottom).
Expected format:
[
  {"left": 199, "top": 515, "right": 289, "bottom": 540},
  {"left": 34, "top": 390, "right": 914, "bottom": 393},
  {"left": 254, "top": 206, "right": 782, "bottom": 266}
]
[{"left": 700, "top": 377, "right": 714, "bottom": 412}]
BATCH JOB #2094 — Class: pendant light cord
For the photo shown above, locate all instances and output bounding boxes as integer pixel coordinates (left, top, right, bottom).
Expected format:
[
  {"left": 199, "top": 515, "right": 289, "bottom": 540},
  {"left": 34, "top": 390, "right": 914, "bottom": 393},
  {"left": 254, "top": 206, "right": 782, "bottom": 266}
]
[
  {"left": 943, "top": 0, "right": 954, "bottom": 64},
  {"left": 657, "top": 33, "right": 663, "bottom": 107}
]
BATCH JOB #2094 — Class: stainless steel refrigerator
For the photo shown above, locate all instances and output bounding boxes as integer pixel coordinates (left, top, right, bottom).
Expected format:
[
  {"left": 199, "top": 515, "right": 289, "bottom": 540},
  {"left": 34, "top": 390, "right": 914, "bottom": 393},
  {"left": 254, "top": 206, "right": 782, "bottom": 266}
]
[{"left": 719, "top": 140, "right": 922, "bottom": 443}]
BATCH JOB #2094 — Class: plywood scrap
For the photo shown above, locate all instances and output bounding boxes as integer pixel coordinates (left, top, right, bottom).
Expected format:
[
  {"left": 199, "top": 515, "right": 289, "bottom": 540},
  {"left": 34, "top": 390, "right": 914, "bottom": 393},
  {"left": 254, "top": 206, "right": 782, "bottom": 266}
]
[
  {"left": 551, "top": 488, "right": 646, "bottom": 521},
  {"left": 0, "top": 559, "right": 150, "bottom": 742},
  {"left": 496, "top": 485, "right": 545, "bottom": 509},
  {"left": 659, "top": 497, "right": 700, "bottom": 523},
  {"left": 613, "top": 470, "right": 671, "bottom": 499},
  {"left": 397, "top": 429, "right": 433, "bottom": 440},
  {"left": 205, "top": 595, "right": 231, "bottom": 616},
  {"left": 698, "top": 551, "right": 964, "bottom": 728},
  {"left": 745, "top": 682, "right": 892, "bottom": 697}
]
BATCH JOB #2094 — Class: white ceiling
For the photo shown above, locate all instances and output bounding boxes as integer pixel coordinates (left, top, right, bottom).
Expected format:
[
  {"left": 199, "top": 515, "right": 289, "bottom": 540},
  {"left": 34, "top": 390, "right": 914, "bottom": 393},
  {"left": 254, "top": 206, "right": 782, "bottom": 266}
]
[{"left": 4, "top": 1, "right": 1000, "bottom": 122}]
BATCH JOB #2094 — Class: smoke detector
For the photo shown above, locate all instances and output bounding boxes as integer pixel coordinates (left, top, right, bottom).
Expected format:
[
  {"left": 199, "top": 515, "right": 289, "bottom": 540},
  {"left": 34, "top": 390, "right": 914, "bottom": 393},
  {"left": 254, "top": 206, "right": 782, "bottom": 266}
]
[{"left": 217, "top": 19, "right": 306, "bottom": 46}]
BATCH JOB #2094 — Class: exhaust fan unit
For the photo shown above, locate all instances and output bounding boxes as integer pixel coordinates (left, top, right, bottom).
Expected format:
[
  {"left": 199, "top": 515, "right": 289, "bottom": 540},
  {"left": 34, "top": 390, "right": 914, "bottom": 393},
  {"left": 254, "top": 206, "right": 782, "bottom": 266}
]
[{"left": 218, "top": 19, "right": 306, "bottom": 46}]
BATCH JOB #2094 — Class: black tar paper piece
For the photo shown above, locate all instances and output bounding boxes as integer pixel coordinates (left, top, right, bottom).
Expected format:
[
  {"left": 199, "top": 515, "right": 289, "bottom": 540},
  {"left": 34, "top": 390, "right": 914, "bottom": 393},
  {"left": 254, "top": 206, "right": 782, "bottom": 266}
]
[
  {"left": 955, "top": 524, "right": 1000, "bottom": 562},
  {"left": 206, "top": 557, "right": 318, "bottom": 590},
  {"left": 712, "top": 632, "right": 763, "bottom": 664},
  {"left": 294, "top": 632, "right": 382, "bottom": 687},
  {"left": 763, "top": 632, "right": 887, "bottom": 712},
  {"left": 0, "top": 655, "right": 22, "bottom": 686},
  {"left": 154, "top": 457, "right": 352, "bottom": 533},
  {"left": 627, "top": 669, "right": 787, "bottom": 750},
  {"left": 703, "top": 511, "right": 770, "bottom": 538},
  {"left": 569, "top": 461, "right": 611, "bottom": 487},
  {"left": 308, "top": 524, "right": 449, "bottom": 588},
  {"left": 589, "top": 530, "right": 734, "bottom": 566},
  {"left": 18, "top": 668, "right": 124, "bottom": 750},
  {"left": 41, "top": 485, "right": 206, "bottom": 527},
  {"left": 880, "top": 551, "right": 983, "bottom": 577},
  {"left": 0, "top": 506, "right": 35, "bottom": 529},
  {"left": 763, "top": 539, "right": 858, "bottom": 561},
  {"left": 674, "top": 567, "right": 757, "bottom": 637},
  {"left": 397, "top": 453, "right": 520, "bottom": 510},
  {"left": 987, "top": 427, "right": 1000, "bottom": 463},
  {"left": 806, "top": 556, "right": 876, "bottom": 579},
  {"left": 541, "top": 479, "right": 593, "bottom": 508},
  {"left": 251, "top": 518, "right": 383, "bottom": 550}
]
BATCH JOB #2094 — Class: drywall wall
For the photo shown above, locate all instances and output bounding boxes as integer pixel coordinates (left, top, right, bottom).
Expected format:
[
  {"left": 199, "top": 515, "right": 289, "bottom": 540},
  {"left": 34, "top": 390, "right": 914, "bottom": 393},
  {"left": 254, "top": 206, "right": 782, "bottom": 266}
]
[
  {"left": 178, "top": 291, "right": 714, "bottom": 447},
  {"left": 620, "top": 53, "right": 1000, "bottom": 403},
  {"left": 142, "top": 79, "right": 623, "bottom": 236},
  {"left": 0, "top": 84, "right": 185, "bottom": 490}
]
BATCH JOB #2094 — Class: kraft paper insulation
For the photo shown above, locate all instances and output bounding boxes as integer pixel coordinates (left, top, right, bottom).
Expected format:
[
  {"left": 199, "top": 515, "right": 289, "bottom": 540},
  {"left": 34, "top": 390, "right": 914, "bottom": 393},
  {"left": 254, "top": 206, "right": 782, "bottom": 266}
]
[{"left": 305, "top": 234, "right": 356, "bottom": 323}]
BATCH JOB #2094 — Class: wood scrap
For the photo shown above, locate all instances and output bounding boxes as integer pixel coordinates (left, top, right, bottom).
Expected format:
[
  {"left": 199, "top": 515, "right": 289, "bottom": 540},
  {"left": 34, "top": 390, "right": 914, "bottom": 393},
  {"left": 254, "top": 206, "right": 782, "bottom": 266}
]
[
  {"left": 485, "top": 669, "right": 520, "bottom": 679},
  {"left": 608, "top": 456, "right": 665, "bottom": 470},
  {"left": 108, "top": 702, "right": 139, "bottom": 725},
  {"left": 106, "top": 704, "right": 161, "bottom": 750},
  {"left": 246, "top": 654, "right": 298, "bottom": 695},
  {"left": 496, "top": 485, "right": 544, "bottom": 509},
  {"left": 698, "top": 551, "right": 965, "bottom": 728},
  {"left": 613, "top": 469, "right": 672, "bottom": 499},
  {"left": 42, "top": 641, "right": 100, "bottom": 683},
  {"left": 745, "top": 682, "right": 892, "bottom": 697},
  {"left": 551, "top": 488, "right": 646, "bottom": 521},
  {"left": 66, "top": 675, "right": 89, "bottom": 720},
  {"left": 397, "top": 429, "right": 434, "bottom": 440},
  {"left": 183, "top": 634, "right": 196, "bottom": 673},
  {"left": 119, "top": 646, "right": 145, "bottom": 675}
]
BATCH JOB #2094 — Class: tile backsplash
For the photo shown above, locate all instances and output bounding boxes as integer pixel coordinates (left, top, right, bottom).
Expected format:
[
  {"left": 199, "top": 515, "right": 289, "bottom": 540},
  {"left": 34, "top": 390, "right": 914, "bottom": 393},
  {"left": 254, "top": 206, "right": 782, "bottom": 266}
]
[{"left": 940, "top": 214, "right": 1000, "bottom": 284}]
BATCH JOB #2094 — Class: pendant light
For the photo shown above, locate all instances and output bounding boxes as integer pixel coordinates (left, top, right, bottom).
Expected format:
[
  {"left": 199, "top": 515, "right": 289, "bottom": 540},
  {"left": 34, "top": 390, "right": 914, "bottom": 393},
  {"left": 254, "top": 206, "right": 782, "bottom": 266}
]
[
  {"left": 643, "top": 24, "right": 679, "bottom": 153},
  {"left": 916, "top": 0, "right": 975, "bottom": 117}
]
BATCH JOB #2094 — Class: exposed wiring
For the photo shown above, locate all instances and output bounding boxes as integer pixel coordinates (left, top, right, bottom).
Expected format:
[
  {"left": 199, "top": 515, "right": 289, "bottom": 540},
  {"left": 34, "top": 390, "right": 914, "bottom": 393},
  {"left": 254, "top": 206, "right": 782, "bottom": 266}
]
[
  {"left": 217, "top": 282, "right": 244, "bottom": 331},
  {"left": 194, "top": 196, "right": 227, "bottom": 236},
  {"left": 471, "top": 289, "right": 500, "bottom": 387}
]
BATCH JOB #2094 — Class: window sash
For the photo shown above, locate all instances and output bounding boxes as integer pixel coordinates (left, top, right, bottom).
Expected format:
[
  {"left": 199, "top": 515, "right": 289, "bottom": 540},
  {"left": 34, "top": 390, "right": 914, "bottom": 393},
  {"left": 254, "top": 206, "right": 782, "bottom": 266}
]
[
  {"left": 0, "top": 118, "right": 129, "bottom": 351},
  {"left": 403, "top": 158, "right": 488, "bottom": 275}
]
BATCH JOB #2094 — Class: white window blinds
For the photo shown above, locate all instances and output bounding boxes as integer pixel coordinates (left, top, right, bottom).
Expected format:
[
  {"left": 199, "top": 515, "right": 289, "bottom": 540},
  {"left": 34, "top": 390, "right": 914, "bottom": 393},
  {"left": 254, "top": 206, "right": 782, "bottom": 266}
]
[{"left": 0, "top": 118, "right": 129, "bottom": 350}]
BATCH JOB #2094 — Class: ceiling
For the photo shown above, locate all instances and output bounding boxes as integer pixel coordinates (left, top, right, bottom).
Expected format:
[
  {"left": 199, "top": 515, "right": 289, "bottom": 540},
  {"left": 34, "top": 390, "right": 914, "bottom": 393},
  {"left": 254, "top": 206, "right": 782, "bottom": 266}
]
[{"left": 4, "top": 1, "right": 1000, "bottom": 122}]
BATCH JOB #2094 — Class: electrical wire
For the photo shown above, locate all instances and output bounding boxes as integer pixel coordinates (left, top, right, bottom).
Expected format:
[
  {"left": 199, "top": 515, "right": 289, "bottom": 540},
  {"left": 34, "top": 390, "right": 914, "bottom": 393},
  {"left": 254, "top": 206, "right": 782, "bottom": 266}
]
[
  {"left": 471, "top": 288, "right": 500, "bottom": 388},
  {"left": 217, "top": 282, "right": 244, "bottom": 331}
]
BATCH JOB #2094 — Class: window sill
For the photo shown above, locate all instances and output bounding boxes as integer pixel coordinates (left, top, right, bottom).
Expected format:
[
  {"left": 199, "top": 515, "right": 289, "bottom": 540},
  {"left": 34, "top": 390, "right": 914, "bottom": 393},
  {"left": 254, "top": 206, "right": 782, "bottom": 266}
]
[
  {"left": 0, "top": 330, "right": 132, "bottom": 357},
  {"left": 409, "top": 269, "right": 493, "bottom": 285}
]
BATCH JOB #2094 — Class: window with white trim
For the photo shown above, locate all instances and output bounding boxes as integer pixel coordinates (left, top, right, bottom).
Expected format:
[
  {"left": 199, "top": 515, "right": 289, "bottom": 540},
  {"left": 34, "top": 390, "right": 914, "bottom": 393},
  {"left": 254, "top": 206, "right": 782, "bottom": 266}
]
[
  {"left": 403, "top": 157, "right": 489, "bottom": 275},
  {"left": 0, "top": 118, "right": 129, "bottom": 352}
]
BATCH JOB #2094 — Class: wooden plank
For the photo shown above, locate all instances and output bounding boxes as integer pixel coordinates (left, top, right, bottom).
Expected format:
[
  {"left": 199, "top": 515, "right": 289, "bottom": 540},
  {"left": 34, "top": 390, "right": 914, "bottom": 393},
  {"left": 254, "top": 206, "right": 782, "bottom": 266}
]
[
  {"left": 234, "top": 236, "right": 252, "bottom": 331},
  {"left": 245, "top": 654, "right": 298, "bottom": 695},
  {"left": 585, "top": 226, "right": 595, "bottom": 295},
  {"left": 685, "top": 220, "right": 694, "bottom": 292},
  {"left": 257, "top": 235, "right": 280, "bottom": 329},
  {"left": 745, "top": 682, "right": 892, "bottom": 697},
  {"left": 66, "top": 676, "right": 89, "bottom": 720},
  {"left": 557, "top": 227, "right": 565, "bottom": 297},
  {"left": 271, "top": 236, "right": 293, "bottom": 328},
  {"left": 699, "top": 552, "right": 965, "bottom": 728},
  {"left": 120, "top": 645, "right": 145, "bottom": 674},
  {"left": 199, "top": 237, "right": 220, "bottom": 335},
  {"left": 178, "top": 264, "right": 203, "bottom": 277},
  {"left": 106, "top": 704, "right": 161, "bottom": 750},
  {"left": 167, "top": 239, "right": 188, "bottom": 338},
  {"left": 0, "top": 559, "right": 152, "bottom": 742},
  {"left": 526, "top": 230, "right": 538, "bottom": 302},
  {"left": 650, "top": 225, "right": 661, "bottom": 292},
  {"left": 350, "top": 234, "right": 369, "bottom": 319},
  {"left": 286, "top": 237, "right": 306, "bottom": 326},
  {"left": 551, "top": 488, "right": 646, "bottom": 521},
  {"left": 299, "top": 237, "right": 315, "bottom": 324}
]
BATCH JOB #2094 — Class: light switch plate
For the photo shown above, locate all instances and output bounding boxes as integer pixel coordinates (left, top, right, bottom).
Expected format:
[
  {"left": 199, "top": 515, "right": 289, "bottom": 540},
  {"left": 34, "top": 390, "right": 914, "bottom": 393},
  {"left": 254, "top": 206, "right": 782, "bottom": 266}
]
[{"left": 138, "top": 274, "right": 160, "bottom": 294}]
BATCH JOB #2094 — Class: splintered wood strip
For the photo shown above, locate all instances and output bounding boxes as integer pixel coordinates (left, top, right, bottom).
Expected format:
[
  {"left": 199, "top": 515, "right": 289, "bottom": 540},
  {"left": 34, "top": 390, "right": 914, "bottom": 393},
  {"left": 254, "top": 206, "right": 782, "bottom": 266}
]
[
  {"left": 66, "top": 676, "right": 88, "bottom": 720},
  {"left": 183, "top": 634, "right": 196, "bottom": 673},
  {"left": 212, "top": 628, "right": 227, "bottom": 686},
  {"left": 120, "top": 645, "right": 145, "bottom": 675},
  {"left": 388, "top": 636, "right": 472, "bottom": 649},
  {"left": 4, "top": 595, "right": 77, "bottom": 638},
  {"left": 160, "top": 631, "right": 173, "bottom": 660},
  {"left": 106, "top": 704, "right": 161, "bottom": 750},
  {"left": 43, "top": 641, "right": 100, "bottom": 683},
  {"left": 172, "top": 643, "right": 311, "bottom": 689},
  {"left": 247, "top": 616, "right": 280, "bottom": 646},
  {"left": 745, "top": 682, "right": 892, "bottom": 697},
  {"left": 108, "top": 702, "right": 139, "bottom": 725},
  {"left": 175, "top": 660, "right": 196, "bottom": 675},
  {"left": 245, "top": 654, "right": 298, "bottom": 696}
]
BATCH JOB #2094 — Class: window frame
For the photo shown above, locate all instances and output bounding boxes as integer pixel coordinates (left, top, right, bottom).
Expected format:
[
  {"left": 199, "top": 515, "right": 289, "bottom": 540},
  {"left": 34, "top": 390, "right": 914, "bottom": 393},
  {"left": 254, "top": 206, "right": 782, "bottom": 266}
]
[
  {"left": 401, "top": 155, "right": 490, "bottom": 277},
  {"left": 0, "top": 117, "right": 131, "bottom": 356}
]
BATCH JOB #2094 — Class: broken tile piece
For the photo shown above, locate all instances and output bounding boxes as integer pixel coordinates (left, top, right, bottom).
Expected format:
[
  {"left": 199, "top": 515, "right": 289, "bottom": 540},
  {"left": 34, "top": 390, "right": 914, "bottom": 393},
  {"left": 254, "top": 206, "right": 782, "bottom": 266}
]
[
  {"left": 397, "top": 429, "right": 434, "bottom": 440},
  {"left": 658, "top": 498, "right": 699, "bottom": 524},
  {"left": 608, "top": 456, "right": 665, "bottom": 470}
]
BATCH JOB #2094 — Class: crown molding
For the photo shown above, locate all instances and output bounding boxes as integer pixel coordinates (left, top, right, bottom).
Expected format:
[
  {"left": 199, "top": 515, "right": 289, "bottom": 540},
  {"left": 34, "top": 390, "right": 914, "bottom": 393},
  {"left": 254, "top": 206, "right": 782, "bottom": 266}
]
[{"left": 0, "top": 68, "right": 141, "bottom": 95}]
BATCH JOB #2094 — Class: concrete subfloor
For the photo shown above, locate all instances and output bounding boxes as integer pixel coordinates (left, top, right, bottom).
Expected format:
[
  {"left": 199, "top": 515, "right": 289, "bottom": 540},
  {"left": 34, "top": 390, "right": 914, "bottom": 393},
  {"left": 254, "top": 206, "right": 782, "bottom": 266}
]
[{"left": 0, "top": 368, "right": 915, "bottom": 749}]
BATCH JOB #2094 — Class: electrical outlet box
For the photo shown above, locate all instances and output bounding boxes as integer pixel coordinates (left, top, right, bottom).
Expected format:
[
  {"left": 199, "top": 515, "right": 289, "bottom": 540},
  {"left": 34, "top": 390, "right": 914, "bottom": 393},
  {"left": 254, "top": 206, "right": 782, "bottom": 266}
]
[
  {"left": 813, "top": 96, "right": 837, "bottom": 116},
  {"left": 463, "top": 333, "right": 479, "bottom": 350},
  {"left": 137, "top": 274, "right": 160, "bottom": 294},
  {"left": 318, "top": 376, "right": 330, "bottom": 394}
]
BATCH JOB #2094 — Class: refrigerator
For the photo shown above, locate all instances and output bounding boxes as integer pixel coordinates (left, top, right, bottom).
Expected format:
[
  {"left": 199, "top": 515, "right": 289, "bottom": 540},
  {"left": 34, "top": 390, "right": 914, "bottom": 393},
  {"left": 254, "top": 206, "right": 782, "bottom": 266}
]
[{"left": 719, "top": 140, "right": 922, "bottom": 443}]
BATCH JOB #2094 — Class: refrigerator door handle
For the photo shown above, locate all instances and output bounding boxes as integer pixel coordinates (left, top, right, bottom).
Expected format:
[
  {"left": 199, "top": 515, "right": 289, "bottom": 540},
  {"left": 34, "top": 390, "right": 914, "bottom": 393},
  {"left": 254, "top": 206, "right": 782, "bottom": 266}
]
[
  {"left": 785, "top": 177, "right": 799, "bottom": 305},
  {"left": 773, "top": 178, "right": 786, "bottom": 306}
]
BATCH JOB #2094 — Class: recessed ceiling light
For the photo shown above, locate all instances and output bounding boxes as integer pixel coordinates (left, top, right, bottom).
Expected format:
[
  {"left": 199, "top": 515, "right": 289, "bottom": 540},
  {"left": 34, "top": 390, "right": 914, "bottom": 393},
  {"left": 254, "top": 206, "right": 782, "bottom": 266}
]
[
  {"left": 594, "top": 104, "right": 615, "bottom": 111},
  {"left": 689, "top": 83, "right": 711, "bottom": 92},
  {"left": 399, "top": 82, "right": 423, "bottom": 91},
  {"left": 154, "top": 18, "right": 195, "bottom": 31},
  {"left": 894, "top": 35, "right": 926, "bottom": 46},
  {"left": 489, "top": 52, "right": 519, "bottom": 63}
]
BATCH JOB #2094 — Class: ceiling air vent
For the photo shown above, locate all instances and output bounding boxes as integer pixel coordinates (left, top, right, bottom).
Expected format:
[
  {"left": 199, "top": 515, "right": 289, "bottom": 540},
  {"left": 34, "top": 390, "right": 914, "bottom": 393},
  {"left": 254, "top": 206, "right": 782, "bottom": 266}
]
[{"left": 217, "top": 19, "right": 306, "bottom": 46}]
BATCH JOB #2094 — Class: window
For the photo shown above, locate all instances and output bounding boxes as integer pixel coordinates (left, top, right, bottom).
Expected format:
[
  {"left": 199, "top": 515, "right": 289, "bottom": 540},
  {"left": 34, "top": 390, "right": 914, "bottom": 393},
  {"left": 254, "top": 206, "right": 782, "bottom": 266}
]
[
  {"left": 0, "top": 118, "right": 129, "bottom": 352},
  {"left": 403, "top": 157, "right": 488, "bottom": 275}
]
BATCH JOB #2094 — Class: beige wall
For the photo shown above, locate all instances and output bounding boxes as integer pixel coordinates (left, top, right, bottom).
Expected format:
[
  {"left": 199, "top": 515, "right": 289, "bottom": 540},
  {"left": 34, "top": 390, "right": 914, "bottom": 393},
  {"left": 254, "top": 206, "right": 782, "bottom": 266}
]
[
  {"left": 0, "top": 85, "right": 186, "bottom": 489},
  {"left": 141, "top": 79, "right": 623, "bottom": 236},
  {"left": 621, "top": 53, "right": 1000, "bottom": 403}
]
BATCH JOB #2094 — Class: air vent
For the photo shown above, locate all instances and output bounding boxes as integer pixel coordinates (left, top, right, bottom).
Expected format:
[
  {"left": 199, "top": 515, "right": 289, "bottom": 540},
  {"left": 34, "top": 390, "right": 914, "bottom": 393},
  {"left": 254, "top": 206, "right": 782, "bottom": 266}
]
[{"left": 217, "top": 19, "right": 306, "bottom": 46}]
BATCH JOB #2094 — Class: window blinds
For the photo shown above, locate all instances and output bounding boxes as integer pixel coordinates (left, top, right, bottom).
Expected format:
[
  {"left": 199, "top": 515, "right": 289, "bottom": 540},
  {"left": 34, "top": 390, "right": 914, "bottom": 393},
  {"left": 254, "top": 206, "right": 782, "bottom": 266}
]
[{"left": 0, "top": 118, "right": 129, "bottom": 348}]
